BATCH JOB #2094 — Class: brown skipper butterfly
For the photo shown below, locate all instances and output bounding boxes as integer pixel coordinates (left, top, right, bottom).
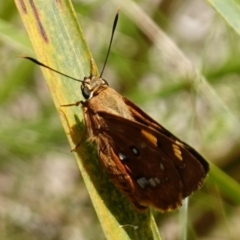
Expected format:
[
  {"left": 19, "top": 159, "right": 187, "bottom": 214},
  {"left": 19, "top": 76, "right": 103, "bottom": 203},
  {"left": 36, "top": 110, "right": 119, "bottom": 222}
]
[{"left": 23, "top": 11, "right": 209, "bottom": 212}]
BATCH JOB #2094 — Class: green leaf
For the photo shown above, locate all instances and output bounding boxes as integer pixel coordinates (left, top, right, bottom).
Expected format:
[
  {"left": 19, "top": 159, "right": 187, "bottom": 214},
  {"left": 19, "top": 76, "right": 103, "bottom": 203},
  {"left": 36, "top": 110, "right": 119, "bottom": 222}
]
[{"left": 14, "top": 0, "right": 161, "bottom": 239}]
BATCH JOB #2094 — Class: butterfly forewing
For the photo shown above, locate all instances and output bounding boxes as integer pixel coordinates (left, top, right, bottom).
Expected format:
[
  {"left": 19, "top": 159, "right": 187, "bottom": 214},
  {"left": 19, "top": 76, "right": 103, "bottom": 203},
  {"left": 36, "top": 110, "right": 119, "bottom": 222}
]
[
  {"left": 82, "top": 85, "right": 209, "bottom": 212},
  {"left": 122, "top": 98, "right": 209, "bottom": 195},
  {"left": 98, "top": 111, "right": 207, "bottom": 211}
]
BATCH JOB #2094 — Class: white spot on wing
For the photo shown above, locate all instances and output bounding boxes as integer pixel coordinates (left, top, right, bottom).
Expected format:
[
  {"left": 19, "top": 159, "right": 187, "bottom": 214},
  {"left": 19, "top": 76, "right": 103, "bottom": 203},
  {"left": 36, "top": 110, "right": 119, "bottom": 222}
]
[
  {"left": 137, "top": 177, "right": 161, "bottom": 188},
  {"left": 154, "top": 177, "right": 161, "bottom": 184},
  {"left": 148, "top": 178, "right": 157, "bottom": 187},
  {"left": 119, "top": 153, "right": 127, "bottom": 161},
  {"left": 137, "top": 177, "right": 148, "bottom": 189},
  {"left": 160, "top": 163, "right": 165, "bottom": 170},
  {"left": 131, "top": 147, "right": 139, "bottom": 155}
]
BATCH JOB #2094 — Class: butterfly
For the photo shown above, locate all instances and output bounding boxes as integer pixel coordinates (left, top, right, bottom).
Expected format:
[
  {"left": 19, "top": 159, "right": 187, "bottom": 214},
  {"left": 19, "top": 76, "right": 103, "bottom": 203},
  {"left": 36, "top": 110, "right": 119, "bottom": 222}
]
[{"left": 23, "top": 11, "right": 209, "bottom": 212}]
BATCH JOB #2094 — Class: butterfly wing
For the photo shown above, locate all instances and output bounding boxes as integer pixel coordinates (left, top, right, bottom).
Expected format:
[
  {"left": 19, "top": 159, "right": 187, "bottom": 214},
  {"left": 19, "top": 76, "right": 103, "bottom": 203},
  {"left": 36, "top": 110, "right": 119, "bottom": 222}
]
[
  {"left": 123, "top": 97, "right": 209, "bottom": 184},
  {"left": 97, "top": 107, "right": 208, "bottom": 212}
]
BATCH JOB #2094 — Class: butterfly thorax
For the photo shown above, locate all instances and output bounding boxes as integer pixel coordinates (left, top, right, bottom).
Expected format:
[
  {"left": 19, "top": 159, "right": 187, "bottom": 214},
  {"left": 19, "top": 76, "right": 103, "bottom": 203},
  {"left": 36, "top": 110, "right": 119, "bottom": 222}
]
[{"left": 83, "top": 80, "right": 133, "bottom": 120}]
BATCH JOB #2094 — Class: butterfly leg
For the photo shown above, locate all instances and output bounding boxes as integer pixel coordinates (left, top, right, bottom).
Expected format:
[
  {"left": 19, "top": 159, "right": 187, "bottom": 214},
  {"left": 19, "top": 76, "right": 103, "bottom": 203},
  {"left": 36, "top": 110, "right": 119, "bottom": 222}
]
[
  {"left": 60, "top": 100, "right": 83, "bottom": 107},
  {"left": 60, "top": 101, "right": 86, "bottom": 151},
  {"left": 70, "top": 126, "right": 87, "bottom": 152}
]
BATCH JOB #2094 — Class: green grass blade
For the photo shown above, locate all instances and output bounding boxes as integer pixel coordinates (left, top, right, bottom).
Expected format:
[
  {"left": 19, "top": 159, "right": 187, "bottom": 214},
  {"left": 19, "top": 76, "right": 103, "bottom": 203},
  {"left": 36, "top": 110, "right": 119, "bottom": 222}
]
[
  {"left": 209, "top": 163, "right": 240, "bottom": 204},
  {"left": 207, "top": 0, "right": 240, "bottom": 35},
  {"left": 14, "top": 0, "right": 161, "bottom": 239},
  {"left": 0, "top": 18, "right": 32, "bottom": 51}
]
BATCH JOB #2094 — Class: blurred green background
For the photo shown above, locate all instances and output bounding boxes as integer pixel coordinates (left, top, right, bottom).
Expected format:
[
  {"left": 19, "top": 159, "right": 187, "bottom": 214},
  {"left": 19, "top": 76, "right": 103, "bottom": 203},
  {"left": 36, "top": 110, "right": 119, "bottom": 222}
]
[{"left": 1, "top": 0, "right": 240, "bottom": 239}]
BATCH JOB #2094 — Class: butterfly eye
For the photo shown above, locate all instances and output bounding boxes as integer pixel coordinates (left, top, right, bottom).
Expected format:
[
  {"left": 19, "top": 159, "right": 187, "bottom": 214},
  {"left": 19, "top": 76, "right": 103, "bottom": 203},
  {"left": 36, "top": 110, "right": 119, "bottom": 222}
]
[{"left": 81, "top": 85, "right": 92, "bottom": 99}]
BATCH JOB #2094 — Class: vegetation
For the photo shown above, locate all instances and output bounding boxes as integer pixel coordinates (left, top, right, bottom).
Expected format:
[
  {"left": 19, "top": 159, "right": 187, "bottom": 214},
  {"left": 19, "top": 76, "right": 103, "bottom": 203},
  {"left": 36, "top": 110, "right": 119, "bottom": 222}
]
[{"left": 1, "top": 0, "right": 240, "bottom": 239}]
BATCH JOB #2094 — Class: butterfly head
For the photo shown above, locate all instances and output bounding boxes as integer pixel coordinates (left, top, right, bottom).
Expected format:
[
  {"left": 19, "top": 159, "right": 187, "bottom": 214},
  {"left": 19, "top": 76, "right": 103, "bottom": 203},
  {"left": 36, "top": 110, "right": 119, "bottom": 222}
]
[{"left": 81, "top": 76, "right": 109, "bottom": 100}]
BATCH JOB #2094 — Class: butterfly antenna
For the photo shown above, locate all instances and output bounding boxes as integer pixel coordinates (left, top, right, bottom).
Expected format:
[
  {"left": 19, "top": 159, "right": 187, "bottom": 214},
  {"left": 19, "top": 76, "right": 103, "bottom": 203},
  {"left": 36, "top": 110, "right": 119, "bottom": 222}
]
[
  {"left": 99, "top": 8, "right": 119, "bottom": 78},
  {"left": 20, "top": 56, "right": 82, "bottom": 82}
]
